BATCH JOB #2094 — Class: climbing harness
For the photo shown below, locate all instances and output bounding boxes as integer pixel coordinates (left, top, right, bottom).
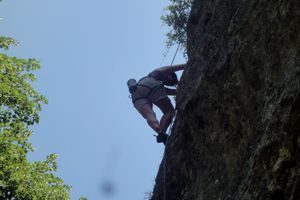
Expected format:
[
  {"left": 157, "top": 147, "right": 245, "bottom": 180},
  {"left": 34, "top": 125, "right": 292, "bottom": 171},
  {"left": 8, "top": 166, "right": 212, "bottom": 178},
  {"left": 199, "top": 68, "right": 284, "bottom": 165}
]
[
  {"left": 131, "top": 77, "right": 163, "bottom": 104},
  {"left": 162, "top": 43, "right": 181, "bottom": 200},
  {"left": 127, "top": 72, "right": 164, "bottom": 100}
]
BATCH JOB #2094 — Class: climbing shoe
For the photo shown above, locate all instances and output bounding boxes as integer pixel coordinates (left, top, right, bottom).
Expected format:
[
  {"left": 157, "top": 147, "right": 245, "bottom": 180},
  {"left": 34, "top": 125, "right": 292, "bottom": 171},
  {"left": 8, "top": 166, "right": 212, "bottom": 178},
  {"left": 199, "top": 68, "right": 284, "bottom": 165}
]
[{"left": 155, "top": 132, "right": 168, "bottom": 145}]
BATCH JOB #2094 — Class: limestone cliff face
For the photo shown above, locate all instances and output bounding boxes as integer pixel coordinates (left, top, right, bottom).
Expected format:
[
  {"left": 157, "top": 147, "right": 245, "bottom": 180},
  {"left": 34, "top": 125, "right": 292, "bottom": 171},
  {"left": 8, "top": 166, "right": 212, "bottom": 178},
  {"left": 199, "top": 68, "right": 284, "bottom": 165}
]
[{"left": 151, "top": 0, "right": 300, "bottom": 200}]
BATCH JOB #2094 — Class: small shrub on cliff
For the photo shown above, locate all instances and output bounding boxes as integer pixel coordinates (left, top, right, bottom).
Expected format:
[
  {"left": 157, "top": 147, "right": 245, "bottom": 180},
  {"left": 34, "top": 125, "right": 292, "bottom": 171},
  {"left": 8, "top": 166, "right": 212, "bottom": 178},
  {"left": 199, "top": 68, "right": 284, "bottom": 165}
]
[{"left": 161, "top": 0, "right": 193, "bottom": 49}]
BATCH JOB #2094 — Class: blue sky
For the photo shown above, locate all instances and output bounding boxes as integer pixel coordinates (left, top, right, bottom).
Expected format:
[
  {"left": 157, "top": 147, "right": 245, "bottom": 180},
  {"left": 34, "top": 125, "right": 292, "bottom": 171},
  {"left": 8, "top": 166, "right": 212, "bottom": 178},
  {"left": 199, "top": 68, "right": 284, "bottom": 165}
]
[{"left": 0, "top": 0, "right": 185, "bottom": 199}]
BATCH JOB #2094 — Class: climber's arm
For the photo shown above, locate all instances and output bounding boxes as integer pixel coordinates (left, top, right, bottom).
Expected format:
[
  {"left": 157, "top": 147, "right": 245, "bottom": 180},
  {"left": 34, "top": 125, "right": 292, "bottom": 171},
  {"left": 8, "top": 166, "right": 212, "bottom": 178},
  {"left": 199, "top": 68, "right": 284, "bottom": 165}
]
[
  {"left": 156, "top": 63, "right": 186, "bottom": 74},
  {"left": 164, "top": 87, "right": 177, "bottom": 96}
]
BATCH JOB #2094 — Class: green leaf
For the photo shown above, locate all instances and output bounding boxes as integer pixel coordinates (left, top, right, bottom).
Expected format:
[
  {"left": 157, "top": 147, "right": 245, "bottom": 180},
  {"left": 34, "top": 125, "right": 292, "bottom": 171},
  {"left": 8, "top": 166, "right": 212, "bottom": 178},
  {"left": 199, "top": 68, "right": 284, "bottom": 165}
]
[
  {"left": 0, "top": 36, "right": 18, "bottom": 50},
  {"left": 161, "top": 0, "right": 192, "bottom": 51}
]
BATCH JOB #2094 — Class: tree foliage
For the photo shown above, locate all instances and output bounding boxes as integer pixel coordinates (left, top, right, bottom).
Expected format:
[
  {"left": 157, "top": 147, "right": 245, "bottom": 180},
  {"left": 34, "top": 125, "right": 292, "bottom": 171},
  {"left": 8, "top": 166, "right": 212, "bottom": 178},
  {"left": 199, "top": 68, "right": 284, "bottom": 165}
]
[
  {"left": 161, "top": 0, "right": 193, "bottom": 49},
  {"left": 0, "top": 36, "right": 72, "bottom": 199}
]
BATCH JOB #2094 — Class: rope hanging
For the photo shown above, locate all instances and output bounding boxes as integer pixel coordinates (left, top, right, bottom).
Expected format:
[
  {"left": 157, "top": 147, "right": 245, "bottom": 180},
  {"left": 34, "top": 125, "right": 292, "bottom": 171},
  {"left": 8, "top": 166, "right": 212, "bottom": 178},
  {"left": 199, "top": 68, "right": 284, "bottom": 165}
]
[{"left": 162, "top": 43, "right": 180, "bottom": 200}]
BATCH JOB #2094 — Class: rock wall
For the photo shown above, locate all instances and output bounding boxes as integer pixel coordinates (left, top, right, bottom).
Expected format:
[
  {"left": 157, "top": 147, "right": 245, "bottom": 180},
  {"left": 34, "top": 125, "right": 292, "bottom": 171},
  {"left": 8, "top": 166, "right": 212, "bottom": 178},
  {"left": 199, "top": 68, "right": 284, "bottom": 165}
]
[{"left": 151, "top": 0, "right": 300, "bottom": 200}]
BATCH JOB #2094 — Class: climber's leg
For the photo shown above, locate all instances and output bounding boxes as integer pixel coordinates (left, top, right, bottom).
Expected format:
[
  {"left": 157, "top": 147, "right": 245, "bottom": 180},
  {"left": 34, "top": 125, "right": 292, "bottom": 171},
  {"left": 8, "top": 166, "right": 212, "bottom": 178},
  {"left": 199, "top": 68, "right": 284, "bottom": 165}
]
[
  {"left": 139, "top": 103, "right": 161, "bottom": 134},
  {"left": 155, "top": 97, "right": 175, "bottom": 133}
]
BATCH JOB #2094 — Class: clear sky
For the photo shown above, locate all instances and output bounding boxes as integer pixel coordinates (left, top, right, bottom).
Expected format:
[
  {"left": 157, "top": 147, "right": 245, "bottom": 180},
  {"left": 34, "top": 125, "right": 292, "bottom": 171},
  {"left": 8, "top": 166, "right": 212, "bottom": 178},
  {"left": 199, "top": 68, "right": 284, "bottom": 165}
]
[{"left": 0, "top": 0, "right": 186, "bottom": 199}]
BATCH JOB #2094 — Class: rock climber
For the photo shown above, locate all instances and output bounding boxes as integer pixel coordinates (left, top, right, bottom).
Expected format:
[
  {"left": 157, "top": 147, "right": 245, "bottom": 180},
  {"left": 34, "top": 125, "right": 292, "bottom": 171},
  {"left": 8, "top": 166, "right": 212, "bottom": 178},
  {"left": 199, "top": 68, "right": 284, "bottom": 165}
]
[{"left": 127, "top": 64, "right": 186, "bottom": 145}]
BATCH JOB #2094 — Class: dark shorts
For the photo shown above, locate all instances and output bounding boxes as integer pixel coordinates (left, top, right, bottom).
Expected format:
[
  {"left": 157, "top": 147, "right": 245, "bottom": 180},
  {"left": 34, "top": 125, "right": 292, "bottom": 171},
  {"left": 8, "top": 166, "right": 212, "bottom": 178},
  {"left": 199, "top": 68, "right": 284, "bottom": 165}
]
[{"left": 132, "top": 77, "right": 169, "bottom": 112}]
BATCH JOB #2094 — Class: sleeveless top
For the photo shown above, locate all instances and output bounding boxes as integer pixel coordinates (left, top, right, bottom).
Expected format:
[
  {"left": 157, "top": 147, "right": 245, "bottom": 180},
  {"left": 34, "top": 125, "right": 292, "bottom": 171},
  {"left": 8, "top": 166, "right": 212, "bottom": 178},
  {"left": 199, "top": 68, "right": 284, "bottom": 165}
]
[{"left": 148, "top": 70, "right": 178, "bottom": 86}]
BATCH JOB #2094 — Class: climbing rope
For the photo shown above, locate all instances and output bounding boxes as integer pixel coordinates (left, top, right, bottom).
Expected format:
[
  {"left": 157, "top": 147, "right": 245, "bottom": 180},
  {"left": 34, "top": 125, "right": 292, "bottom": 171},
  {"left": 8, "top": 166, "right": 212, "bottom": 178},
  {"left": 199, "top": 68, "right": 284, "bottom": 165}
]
[
  {"left": 170, "top": 43, "right": 181, "bottom": 66},
  {"left": 162, "top": 42, "right": 180, "bottom": 200},
  {"left": 160, "top": 46, "right": 170, "bottom": 66},
  {"left": 163, "top": 112, "right": 176, "bottom": 200}
]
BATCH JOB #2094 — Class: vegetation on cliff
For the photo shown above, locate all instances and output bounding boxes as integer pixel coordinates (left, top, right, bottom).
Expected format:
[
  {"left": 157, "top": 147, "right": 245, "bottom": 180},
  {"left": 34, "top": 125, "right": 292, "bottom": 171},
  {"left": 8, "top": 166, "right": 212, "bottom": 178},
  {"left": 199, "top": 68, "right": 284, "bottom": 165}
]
[{"left": 161, "top": 0, "right": 193, "bottom": 49}]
